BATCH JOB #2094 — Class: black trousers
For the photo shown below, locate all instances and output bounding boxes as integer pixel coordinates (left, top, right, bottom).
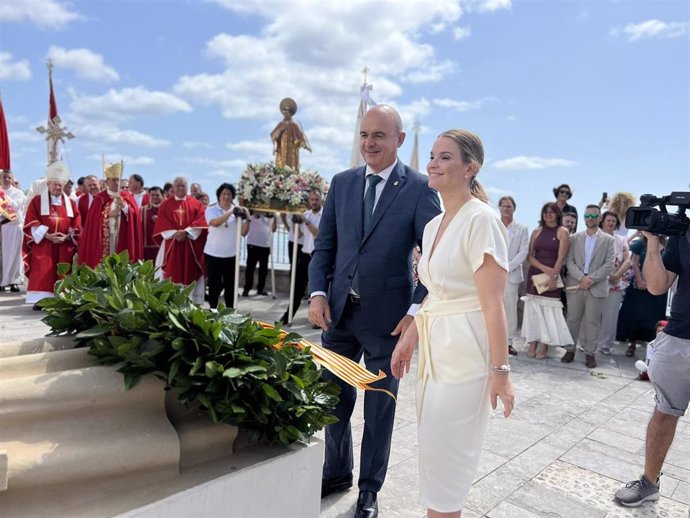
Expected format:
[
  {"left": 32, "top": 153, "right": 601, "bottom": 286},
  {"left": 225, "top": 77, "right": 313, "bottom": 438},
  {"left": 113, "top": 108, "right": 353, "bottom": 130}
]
[
  {"left": 287, "top": 241, "right": 302, "bottom": 265},
  {"left": 321, "top": 299, "right": 400, "bottom": 492},
  {"left": 205, "top": 254, "right": 235, "bottom": 309},
  {"left": 244, "top": 244, "right": 270, "bottom": 293}
]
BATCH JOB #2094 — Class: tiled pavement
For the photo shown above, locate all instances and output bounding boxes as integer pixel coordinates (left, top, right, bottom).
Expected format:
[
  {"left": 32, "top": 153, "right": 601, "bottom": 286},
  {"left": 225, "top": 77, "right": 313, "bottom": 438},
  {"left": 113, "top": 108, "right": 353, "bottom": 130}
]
[{"left": 1, "top": 290, "right": 688, "bottom": 518}]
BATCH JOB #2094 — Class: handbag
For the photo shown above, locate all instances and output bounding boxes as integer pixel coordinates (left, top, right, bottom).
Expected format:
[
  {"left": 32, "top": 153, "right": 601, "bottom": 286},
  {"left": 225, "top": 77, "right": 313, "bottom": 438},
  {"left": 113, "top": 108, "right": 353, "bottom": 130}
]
[{"left": 531, "top": 272, "right": 564, "bottom": 294}]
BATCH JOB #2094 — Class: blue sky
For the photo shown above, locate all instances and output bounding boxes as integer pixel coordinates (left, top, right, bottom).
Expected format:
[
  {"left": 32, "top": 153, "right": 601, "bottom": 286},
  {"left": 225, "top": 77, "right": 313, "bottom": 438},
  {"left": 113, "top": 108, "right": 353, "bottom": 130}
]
[{"left": 1, "top": 0, "right": 688, "bottom": 225}]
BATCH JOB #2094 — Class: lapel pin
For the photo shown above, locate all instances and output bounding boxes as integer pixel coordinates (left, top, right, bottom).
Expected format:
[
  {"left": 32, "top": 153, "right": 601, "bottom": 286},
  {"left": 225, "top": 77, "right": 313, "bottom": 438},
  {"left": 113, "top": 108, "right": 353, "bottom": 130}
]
[{"left": 393, "top": 181, "right": 399, "bottom": 186}]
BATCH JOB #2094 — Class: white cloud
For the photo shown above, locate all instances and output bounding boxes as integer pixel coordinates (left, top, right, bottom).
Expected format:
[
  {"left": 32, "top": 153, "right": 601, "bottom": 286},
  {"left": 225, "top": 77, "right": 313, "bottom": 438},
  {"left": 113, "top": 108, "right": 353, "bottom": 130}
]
[
  {"left": 182, "top": 157, "right": 249, "bottom": 169},
  {"left": 78, "top": 124, "right": 170, "bottom": 148},
  {"left": 0, "top": 0, "right": 83, "bottom": 28},
  {"left": 611, "top": 19, "right": 688, "bottom": 41},
  {"left": 397, "top": 98, "right": 433, "bottom": 131},
  {"left": 225, "top": 140, "right": 273, "bottom": 155},
  {"left": 176, "top": 1, "right": 467, "bottom": 121},
  {"left": 492, "top": 156, "right": 577, "bottom": 171},
  {"left": 0, "top": 52, "right": 31, "bottom": 81},
  {"left": 464, "top": 0, "right": 511, "bottom": 13},
  {"left": 86, "top": 153, "right": 155, "bottom": 166},
  {"left": 70, "top": 87, "right": 192, "bottom": 122},
  {"left": 47, "top": 46, "right": 119, "bottom": 82},
  {"left": 403, "top": 61, "right": 457, "bottom": 83},
  {"left": 432, "top": 97, "right": 493, "bottom": 112},
  {"left": 453, "top": 26, "right": 472, "bottom": 40},
  {"left": 307, "top": 126, "right": 352, "bottom": 148},
  {"left": 174, "top": 1, "right": 509, "bottom": 177}
]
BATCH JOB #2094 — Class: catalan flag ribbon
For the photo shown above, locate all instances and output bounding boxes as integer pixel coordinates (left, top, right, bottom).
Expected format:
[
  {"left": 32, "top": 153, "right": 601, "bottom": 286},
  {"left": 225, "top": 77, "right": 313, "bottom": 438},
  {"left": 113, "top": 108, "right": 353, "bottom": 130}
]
[{"left": 258, "top": 321, "right": 395, "bottom": 400}]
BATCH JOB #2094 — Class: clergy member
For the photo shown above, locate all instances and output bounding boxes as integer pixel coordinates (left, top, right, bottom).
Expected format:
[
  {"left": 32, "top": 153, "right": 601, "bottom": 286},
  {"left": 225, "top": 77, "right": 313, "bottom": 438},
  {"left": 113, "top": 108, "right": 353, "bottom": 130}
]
[
  {"left": 77, "top": 174, "right": 100, "bottom": 227},
  {"left": 153, "top": 176, "right": 207, "bottom": 304},
  {"left": 78, "top": 162, "right": 142, "bottom": 267},
  {"left": 128, "top": 174, "right": 149, "bottom": 208},
  {"left": 141, "top": 186, "right": 163, "bottom": 261},
  {"left": 0, "top": 170, "right": 27, "bottom": 292},
  {"left": 23, "top": 161, "right": 80, "bottom": 308}
]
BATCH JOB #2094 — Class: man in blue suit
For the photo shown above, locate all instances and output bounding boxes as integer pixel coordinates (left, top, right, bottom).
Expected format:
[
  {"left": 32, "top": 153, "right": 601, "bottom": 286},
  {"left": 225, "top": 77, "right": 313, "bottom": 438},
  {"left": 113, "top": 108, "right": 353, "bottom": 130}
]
[{"left": 309, "top": 105, "right": 441, "bottom": 517}]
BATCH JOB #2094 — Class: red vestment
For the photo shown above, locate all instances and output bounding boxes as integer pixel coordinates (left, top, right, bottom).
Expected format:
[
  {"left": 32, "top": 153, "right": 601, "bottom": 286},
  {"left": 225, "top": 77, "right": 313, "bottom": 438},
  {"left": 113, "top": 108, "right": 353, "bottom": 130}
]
[
  {"left": 77, "top": 192, "right": 94, "bottom": 227},
  {"left": 78, "top": 190, "right": 143, "bottom": 267},
  {"left": 23, "top": 195, "right": 80, "bottom": 294},
  {"left": 141, "top": 204, "right": 162, "bottom": 262},
  {"left": 153, "top": 196, "right": 207, "bottom": 285}
]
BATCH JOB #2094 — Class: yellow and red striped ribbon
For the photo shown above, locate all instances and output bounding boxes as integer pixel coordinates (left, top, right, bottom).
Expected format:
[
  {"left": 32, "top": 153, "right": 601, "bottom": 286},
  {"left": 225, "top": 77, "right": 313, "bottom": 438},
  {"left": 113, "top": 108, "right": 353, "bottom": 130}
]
[{"left": 258, "top": 321, "right": 395, "bottom": 400}]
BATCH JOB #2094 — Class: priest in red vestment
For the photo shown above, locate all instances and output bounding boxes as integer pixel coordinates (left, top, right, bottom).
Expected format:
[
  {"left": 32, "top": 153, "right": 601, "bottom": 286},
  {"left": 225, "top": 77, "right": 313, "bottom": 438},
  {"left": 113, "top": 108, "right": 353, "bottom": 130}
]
[
  {"left": 153, "top": 177, "right": 207, "bottom": 303},
  {"left": 23, "top": 161, "right": 80, "bottom": 307},
  {"left": 141, "top": 186, "right": 163, "bottom": 261},
  {"left": 78, "top": 162, "right": 142, "bottom": 267}
]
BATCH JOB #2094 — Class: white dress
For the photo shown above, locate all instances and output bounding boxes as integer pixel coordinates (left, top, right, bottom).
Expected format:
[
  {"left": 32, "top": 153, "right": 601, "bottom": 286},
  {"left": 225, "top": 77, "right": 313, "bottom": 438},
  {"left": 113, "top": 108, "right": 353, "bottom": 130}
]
[{"left": 415, "top": 198, "right": 508, "bottom": 512}]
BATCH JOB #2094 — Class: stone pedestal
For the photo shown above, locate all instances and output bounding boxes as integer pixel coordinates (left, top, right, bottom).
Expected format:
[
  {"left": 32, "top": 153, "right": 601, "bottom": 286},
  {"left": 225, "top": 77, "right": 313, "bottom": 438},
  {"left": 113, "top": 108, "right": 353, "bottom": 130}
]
[
  {"left": 0, "top": 338, "right": 323, "bottom": 518},
  {"left": 0, "top": 337, "right": 324, "bottom": 517}
]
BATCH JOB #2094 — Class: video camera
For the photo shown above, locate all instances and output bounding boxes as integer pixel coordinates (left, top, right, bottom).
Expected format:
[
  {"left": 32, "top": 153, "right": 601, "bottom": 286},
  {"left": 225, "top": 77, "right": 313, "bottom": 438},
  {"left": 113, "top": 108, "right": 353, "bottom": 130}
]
[{"left": 625, "top": 192, "right": 690, "bottom": 236}]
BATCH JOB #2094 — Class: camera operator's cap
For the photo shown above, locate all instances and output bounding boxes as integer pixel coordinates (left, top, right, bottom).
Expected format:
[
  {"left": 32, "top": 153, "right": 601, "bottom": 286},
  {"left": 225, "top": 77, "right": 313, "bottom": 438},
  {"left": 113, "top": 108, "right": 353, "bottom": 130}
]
[
  {"left": 103, "top": 162, "right": 123, "bottom": 180},
  {"left": 45, "top": 160, "right": 71, "bottom": 183}
]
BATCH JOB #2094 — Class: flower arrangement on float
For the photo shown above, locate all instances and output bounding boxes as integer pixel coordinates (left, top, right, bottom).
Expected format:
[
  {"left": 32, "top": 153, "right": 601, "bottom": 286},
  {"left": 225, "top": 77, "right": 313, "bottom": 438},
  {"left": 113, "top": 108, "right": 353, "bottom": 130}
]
[{"left": 238, "top": 162, "right": 328, "bottom": 212}]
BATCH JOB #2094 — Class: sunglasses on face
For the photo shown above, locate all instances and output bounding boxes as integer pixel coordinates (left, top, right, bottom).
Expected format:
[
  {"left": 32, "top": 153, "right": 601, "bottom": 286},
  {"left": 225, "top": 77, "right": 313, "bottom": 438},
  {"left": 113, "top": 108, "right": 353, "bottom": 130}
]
[
  {"left": 584, "top": 214, "right": 600, "bottom": 219},
  {"left": 558, "top": 190, "right": 570, "bottom": 195}
]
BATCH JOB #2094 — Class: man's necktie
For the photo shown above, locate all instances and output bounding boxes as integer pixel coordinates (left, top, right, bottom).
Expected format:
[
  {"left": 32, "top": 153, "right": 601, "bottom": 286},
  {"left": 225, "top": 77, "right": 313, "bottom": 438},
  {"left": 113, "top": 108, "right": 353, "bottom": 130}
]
[
  {"left": 363, "top": 174, "right": 382, "bottom": 233},
  {"left": 351, "top": 175, "right": 383, "bottom": 296}
]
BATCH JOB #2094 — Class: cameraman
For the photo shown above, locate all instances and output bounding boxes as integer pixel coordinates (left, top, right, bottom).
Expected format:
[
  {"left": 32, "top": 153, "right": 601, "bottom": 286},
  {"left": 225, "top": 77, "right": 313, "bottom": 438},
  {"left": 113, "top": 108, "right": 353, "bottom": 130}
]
[{"left": 615, "top": 230, "right": 689, "bottom": 507}]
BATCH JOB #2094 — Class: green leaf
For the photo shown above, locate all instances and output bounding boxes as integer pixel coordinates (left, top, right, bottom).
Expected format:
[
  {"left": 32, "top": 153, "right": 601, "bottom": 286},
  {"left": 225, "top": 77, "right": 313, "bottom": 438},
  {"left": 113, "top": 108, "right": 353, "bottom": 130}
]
[
  {"left": 223, "top": 367, "right": 243, "bottom": 379},
  {"left": 168, "top": 311, "right": 187, "bottom": 331},
  {"left": 76, "top": 325, "right": 111, "bottom": 338},
  {"left": 124, "top": 374, "right": 141, "bottom": 390},
  {"left": 205, "top": 361, "right": 224, "bottom": 378},
  {"left": 261, "top": 383, "right": 282, "bottom": 402}
]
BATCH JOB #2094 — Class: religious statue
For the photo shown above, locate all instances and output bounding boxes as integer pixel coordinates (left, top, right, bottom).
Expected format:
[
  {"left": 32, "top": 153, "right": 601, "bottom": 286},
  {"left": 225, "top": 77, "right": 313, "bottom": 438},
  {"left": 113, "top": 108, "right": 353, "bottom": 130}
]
[{"left": 270, "top": 98, "right": 311, "bottom": 171}]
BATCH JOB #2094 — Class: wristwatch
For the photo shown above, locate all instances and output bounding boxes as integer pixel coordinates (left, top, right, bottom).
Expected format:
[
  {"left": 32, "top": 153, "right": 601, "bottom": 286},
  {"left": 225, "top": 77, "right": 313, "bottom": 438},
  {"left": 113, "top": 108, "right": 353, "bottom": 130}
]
[{"left": 491, "top": 364, "right": 511, "bottom": 374}]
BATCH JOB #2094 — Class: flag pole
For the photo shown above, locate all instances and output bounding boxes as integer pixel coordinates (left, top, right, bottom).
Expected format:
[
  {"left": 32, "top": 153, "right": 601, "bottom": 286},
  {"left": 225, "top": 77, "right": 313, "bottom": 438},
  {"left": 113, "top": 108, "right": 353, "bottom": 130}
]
[
  {"left": 288, "top": 222, "right": 299, "bottom": 325},
  {"left": 269, "top": 226, "right": 276, "bottom": 299},
  {"left": 234, "top": 214, "right": 242, "bottom": 309}
]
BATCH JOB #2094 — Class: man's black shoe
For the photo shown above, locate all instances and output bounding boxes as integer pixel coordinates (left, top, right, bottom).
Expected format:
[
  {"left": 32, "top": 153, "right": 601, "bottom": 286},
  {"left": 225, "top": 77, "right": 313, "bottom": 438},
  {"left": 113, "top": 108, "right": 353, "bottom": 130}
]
[
  {"left": 32, "top": 303, "right": 42, "bottom": 311},
  {"left": 241, "top": 290, "right": 250, "bottom": 297},
  {"left": 258, "top": 290, "right": 268, "bottom": 296},
  {"left": 321, "top": 473, "right": 353, "bottom": 498},
  {"left": 9, "top": 284, "right": 20, "bottom": 292},
  {"left": 354, "top": 490, "right": 378, "bottom": 518}
]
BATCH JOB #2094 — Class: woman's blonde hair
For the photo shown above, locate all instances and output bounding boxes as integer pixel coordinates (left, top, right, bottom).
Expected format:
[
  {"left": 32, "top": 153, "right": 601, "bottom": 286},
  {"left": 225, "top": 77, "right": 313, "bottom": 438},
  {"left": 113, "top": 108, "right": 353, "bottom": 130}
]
[
  {"left": 438, "top": 129, "right": 488, "bottom": 203},
  {"left": 608, "top": 192, "right": 636, "bottom": 221}
]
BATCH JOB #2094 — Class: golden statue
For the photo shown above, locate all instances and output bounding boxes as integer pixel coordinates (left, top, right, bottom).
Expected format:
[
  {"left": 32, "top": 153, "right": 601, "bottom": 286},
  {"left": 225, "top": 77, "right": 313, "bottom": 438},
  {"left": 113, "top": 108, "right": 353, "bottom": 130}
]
[{"left": 270, "top": 98, "right": 311, "bottom": 170}]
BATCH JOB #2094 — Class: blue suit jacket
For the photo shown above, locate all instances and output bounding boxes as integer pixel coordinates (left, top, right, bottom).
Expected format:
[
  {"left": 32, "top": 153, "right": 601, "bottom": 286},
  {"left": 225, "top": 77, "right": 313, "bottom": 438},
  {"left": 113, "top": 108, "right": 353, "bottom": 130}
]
[{"left": 309, "top": 161, "right": 442, "bottom": 333}]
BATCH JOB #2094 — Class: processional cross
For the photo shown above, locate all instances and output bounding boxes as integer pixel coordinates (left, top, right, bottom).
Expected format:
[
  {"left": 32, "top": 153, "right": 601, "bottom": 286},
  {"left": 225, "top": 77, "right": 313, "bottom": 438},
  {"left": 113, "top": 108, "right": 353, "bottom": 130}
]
[{"left": 35, "top": 60, "right": 75, "bottom": 164}]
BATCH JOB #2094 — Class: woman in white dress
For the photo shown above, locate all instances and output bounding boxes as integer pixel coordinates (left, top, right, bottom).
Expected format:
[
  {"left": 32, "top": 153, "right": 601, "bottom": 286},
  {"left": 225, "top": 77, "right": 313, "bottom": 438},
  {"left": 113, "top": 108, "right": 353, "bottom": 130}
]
[{"left": 391, "top": 129, "right": 515, "bottom": 517}]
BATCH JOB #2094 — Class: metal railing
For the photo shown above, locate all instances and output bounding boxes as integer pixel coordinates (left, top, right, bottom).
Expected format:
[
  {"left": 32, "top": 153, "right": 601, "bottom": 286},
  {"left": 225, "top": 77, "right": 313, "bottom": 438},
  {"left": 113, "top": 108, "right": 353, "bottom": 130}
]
[{"left": 238, "top": 226, "right": 292, "bottom": 270}]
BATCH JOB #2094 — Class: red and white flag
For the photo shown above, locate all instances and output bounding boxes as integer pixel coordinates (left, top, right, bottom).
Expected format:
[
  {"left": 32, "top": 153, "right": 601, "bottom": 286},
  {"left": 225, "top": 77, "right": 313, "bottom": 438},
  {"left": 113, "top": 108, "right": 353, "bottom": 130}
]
[
  {"left": 0, "top": 94, "right": 10, "bottom": 172},
  {"left": 48, "top": 66, "right": 58, "bottom": 121}
]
